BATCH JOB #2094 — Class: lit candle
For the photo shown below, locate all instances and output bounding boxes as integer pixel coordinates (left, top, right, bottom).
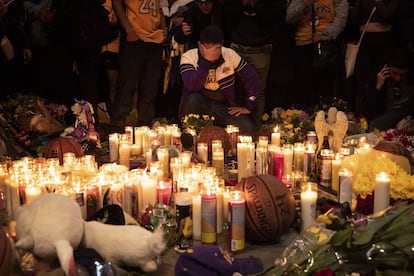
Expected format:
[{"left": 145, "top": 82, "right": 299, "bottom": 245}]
[
  {"left": 109, "top": 133, "right": 119, "bottom": 163},
  {"left": 216, "top": 186, "right": 224, "bottom": 234},
  {"left": 271, "top": 126, "right": 280, "bottom": 147},
  {"left": 229, "top": 190, "right": 245, "bottom": 253},
  {"left": 303, "top": 143, "right": 316, "bottom": 179},
  {"left": 156, "top": 178, "right": 172, "bottom": 206},
  {"left": 0, "top": 164, "right": 10, "bottom": 215},
  {"left": 124, "top": 183, "right": 138, "bottom": 219},
  {"left": 72, "top": 184, "right": 86, "bottom": 219},
  {"left": 157, "top": 146, "right": 169, "bottom": 179},
  {"left": 124, "top": 126, "right": 133, "bottom": 145},
  {"left": 118, "top": 140, "right": 130, "bottom": 169},
  {"left": 192, "top": 193, "right": 202, "bottom": 240},
  {"left": 300, "top": 182, "right": 318, "bottom": 230},
  {"left": 272, "top": 147, "right": 284, "bottom": 180},
  {"left": 201, "top": 186, "right": 217, "bottom": 245},
  {"left": 25, "top": 185, "right": 42, "bottom": 204},
  {"left": 331, "top": 154, "right": 343, "bottom": 193},
  {"left": 86, "top": 185, "right": 99, "bottom": 219},
  {"left": 374, "top": 172, "right": 390, "bottom": 214},
  {"left": 258, "top": 136, "right": 269, "bottom": 147},
  {"left": 255, "top": 146, "right": 268, "bottom": 175},
  {"left": 319, "top": 149, "right": 333, "bottom": 188},
  {"left": 197, "top": 142, "right": 208, "bottom": 165},
  {"left": 109, "top": 182, "right": 123, "bottom": 208},
  {"left": 175, "top": 187, "right": 193, "bottom": 252},
  {"left": 134, "top": 127, "right": 143, "bottom": 155},
  {"left": 293, "top": 143, "right": 305, "bottom": 172},
  {"left": 283, "top": 144, "right": 293, "bottom": 177},
  {"left": 212, "top": 147, "right": 224, "bottom": 177},
  {"left": 226, "top": 125, "right": 239, "bottom": 153},
  {"left": 338, "top": 168, "right": 353, "bottom": 205},
  {"left": 130, "top": 144, "right": 140, "bottom": 157},
  {"left": 223, "top": 187, "right": 231, "bottom": 226},
  {"left": 237, "top": 142, "right": 248, "bottom": 182},
  {"left": 164, "top": 127, "right": 172, "bottom": 147},
  {"left": 140, "top": 175, "right": 156, "bottom": 210}
]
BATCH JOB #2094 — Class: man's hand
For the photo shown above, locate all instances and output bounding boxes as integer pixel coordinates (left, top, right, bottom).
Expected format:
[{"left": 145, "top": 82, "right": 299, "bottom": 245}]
[
  {"left": 228, "top": 106, "right": 250, "bottom": 117},
  {"left": 376, "top": 64, "right": 390, "bottom": 90},
  {"left": 199, "top": 43, "right": 221, "bottom": 62},
  {"left": 181, "top": 22, "right": 192, "bottom": 36}
]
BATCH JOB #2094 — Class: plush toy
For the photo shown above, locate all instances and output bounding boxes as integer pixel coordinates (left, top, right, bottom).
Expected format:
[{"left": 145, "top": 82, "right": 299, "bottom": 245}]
[
  {"left": 14, "top": 193, "right": 167, "bottom": 274},
  {"left": 83, "top": 221, "right": 166, "bottom": 272},
  {"left": 14, "top": 193, "right": 84, "bottom": 276}
]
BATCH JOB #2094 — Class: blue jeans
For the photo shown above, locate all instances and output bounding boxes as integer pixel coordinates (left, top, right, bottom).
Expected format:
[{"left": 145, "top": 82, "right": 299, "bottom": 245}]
[{"left": 181, "top": 92, "right": 256, "bottom": 137}]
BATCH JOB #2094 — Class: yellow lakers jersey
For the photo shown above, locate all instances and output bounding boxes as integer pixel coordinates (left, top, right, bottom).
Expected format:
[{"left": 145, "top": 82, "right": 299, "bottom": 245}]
[
  {"left": 123, "top": 0, "right": 165, "bottom": 43},
  {"left": 295, "top": 0, "right": 335, "bottom": 46}
]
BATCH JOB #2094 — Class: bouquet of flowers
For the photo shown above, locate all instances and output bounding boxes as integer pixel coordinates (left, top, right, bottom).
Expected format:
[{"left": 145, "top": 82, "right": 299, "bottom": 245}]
[
  {"left": 138, "top": 203, "right": 176, "bottom": 246},
  {"left": 267, "top": 202, "right": 414, "bottom": 275},
  {"left": 263, "top": 108, "right": 314, "bottom": 144},
  {"left": 181, "top": 114, "right": 215, "bottom": 135}
]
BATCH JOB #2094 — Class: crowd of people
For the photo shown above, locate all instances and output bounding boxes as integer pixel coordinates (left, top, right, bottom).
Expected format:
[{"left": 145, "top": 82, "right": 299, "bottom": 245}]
[{"left": 1, "top": 0, "right": 413, "bottom": 137}]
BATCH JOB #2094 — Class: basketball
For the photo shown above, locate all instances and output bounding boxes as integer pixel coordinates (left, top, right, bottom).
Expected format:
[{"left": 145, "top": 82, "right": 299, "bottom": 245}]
[
  {"left": 235, "top": 174, "right": 296, "bottom": 242},
  {"left": 42, "top": 137, "right": 84, "bottom": 165}
]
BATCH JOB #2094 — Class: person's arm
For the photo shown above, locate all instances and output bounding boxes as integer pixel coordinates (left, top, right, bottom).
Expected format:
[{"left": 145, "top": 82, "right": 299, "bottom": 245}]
[
  {"left": 286, "top": 0, "right": 308, "bottom": 24},
  {"left": 229, "top": 49, "right": 259, "bottom": 113},
  {"left": 180, "top": 50, "right": 210, "bottom": 93},
  {"left": 112, "top": 0, "right": 138, "bottom": 42},
  {"left": 376, "top": 64, "right": 390, "bottom": 91},
  {"left": 321, "top": 0, "right": 349, "bottom": 40}
]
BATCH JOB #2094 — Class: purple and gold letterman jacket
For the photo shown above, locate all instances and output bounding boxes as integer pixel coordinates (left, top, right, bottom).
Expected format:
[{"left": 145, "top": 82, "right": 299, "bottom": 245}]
[{"left": 179, "top": 47, "right": 260, "bottom": 117}]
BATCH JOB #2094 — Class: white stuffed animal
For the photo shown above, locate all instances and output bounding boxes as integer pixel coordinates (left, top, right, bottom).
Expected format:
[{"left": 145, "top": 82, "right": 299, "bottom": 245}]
[
  {"left": 14, "top": 193, "right": 84, "bottom": 276},
  {"left": 83, "top": 221, "right": 166, "bottom": 272}
]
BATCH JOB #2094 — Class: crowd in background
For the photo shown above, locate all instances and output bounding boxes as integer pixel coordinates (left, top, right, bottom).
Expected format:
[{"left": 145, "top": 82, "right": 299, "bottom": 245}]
[{"left": 0, "top": 0, "right": 413, "bottom": 133}]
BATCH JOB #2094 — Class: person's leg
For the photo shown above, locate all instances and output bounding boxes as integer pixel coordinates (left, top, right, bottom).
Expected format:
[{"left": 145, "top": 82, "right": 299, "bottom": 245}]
[
  {"left": 210, "top": 102, "right": 256, "bottom": 137},
  {"left": 180, "top": 93, "right": 212, "bottom": 116},
  {"left": 137, "top": 41, "right": 164, "bottom": 125},
  {"left": 110, "top": 41, "right": 140, "bottom": 128}
]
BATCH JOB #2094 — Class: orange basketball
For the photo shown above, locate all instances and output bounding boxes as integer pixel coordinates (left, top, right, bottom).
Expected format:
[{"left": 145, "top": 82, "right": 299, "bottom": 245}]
[
  {"left": 42, "top": 137, "right": 84, "bottom": 165},
  {"left": 235, "top": 174, "right": 296, "bottom": 242}
]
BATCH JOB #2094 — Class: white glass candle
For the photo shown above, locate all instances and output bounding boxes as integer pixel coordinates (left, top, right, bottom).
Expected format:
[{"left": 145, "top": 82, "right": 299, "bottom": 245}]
[
  {"left": 118, "top": 140, "right": 130, "bottom": 169},
  {"left": 212, "top": 147, "right": 224, "bottom": 177},
  {"left": 293, "top": 143, "right": 305, "bottom": 172},
  {"left": 109, "top": 133, "right": 119, "bottom": 163},
  {"left": 192, "top": 193, "right": 202, "bottom": 240},
  {"left": 157, "top": 146, "right": 169, "bottom": 179},
  {"left": 229, "top": 190, "right": 245, "bottom": 253},
  {"left": 134, "top": 127, "right": 143, "bottom": 155},
  {"left": 25, "top": 185, "right": 42, "bottom": 204},
  {"left": 271, "top": 126, "right": 280, "bottom": 147},
  {"left": 331, "top": 154, "right": 343, "bottom": 193},
  {"left": 124, "top": 126, "right": 133, "bottom": 145},
  {"left": 283, "top": 144, "right": 293, "bottom": 177},
  {"left": 140, "top": 175, "right": 156, "bottom": 210},
  {"left": 301, "top": 182, "right": 318, "bottom": 230},
  {"left": 374, "top": 172, "right": 390, "bottom": 214},
  {"left": 338, "top": 168, "right": 353, "bottom": 205},
  {"left": 197, "top": 142, "right": 208, "bottom": 165},
  {"left": 201, "top": 186, "right": 217, "bottom": 245}
]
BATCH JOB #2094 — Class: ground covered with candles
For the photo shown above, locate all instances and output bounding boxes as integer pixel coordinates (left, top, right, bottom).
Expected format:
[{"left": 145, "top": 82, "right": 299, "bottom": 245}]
[{"left": 1, "top": 96, "right": 414, "bottom": 275}]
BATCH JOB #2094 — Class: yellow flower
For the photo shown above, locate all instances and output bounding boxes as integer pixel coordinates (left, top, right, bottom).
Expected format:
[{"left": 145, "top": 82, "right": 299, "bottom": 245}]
[{"left": 262, "top": 113, "right": 270, "bottom": 121}]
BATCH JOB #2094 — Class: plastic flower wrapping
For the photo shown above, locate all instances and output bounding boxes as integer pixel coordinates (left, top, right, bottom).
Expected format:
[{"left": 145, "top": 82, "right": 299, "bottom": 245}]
[
  {"left": 181, "top": 113, "right": 215, "bottom": 135},
  {"left": 265, "top": 107, "right": 315, "bottom": 144},
  {"left": 266, "top": 202, "right": 414, "bottom": 275}
]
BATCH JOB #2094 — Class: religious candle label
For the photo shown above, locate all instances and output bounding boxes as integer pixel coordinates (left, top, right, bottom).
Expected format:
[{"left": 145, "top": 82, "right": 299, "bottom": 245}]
[
  {"left": 175, "top": 203, "right": 193, "bottom": 251},
  {"left": 319, "top": 150, "right": 332, "bottom": 188},
  {"left": 229, "top": 200, "right": 245, "bottom": 253},
  {"left": 124, "top": 186, "right": 138, "bottom": 218},
  {"left": 201, "top": 195, "right": 217, "bottom": 244},
  {"left": 338, "top": 175, "right": 352, "bottom": 204},
  {"left": 86, "top": 186, "right": 99, "bottom": 218}
]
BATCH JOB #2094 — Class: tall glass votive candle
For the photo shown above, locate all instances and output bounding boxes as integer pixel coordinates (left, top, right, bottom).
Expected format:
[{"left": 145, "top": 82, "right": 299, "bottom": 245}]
[
  {"left": 156, "top": 178, "right": 172, "bottom": 206},
  {"left": 374, "top": 172, "right": 390, "bottom": 214},
  {"left": 338, "top": 168, "right": 353, "bottom": 205},
  {"left": 272, "top": 147, "right": 284, "bottom": 180},
  {"left": 293, "top": 143, "right": 305, "bottom": 172},
  {"left": 201, "top": 186, "right": 217, "bottom": 245},
  {"left": 229, "top": 190, "right": 245, "bottom": 254},
  {"left": 109, "top": 133, "right": 119, "bottom": 163},
  {"left": 300, "top": 182, "right": 318, "bottom": 230},
  {"left": 283, "top": 144, "right": 294, "bottom": 177}
]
